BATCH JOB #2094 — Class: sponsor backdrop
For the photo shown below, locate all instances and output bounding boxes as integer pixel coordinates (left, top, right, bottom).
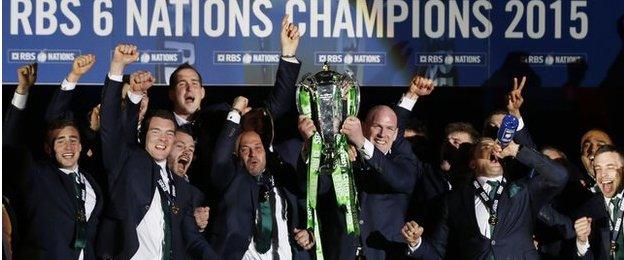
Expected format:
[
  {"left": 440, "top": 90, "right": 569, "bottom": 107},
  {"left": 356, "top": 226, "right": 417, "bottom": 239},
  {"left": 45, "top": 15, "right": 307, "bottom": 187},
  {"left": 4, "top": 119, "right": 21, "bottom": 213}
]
[{"left": 3, "top": 0, "right": 623, "bottom": 87}]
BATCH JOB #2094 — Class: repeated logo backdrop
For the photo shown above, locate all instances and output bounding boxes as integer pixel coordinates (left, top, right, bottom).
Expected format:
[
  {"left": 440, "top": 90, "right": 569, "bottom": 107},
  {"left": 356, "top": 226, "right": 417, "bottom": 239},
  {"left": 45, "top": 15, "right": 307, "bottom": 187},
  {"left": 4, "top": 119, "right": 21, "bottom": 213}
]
[{"left": 3, "top": 0, "right": 623, "bottom": 87}]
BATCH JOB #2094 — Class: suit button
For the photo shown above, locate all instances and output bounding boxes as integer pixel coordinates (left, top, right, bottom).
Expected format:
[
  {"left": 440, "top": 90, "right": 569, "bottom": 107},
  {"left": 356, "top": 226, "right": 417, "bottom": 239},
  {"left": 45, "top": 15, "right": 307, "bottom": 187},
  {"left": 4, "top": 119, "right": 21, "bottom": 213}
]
[
  {"left": 359, "top": 220, "right": 364, "bottom": 225},
  {"left": 145, "top": 205, "right": 150, "bottom": 210},
  {"left": 491, "top": 240, "right": 495, "bottom": 246}
]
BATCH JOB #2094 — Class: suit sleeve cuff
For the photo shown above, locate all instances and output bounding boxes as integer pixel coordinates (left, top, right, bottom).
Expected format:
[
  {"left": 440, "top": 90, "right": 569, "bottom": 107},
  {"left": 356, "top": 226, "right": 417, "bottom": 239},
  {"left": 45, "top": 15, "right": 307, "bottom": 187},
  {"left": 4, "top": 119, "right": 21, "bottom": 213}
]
[
  {"left": 281, "top": 57, "right": 300, "bottom": 64},
  {"left": 127, "top": 91, "right": 143, "bottom": 105},
  {"left": 11, "top": 92, "right": 28, "bottom": 110},
  {"left": 398, "top": 95, "right": 418, "bottom": 111},
  {"left": 108, "top": 73, "right": 123, "bottom": 82},
  {"left": 407, "top": 238, "right": 423, "bottom": 254},
  {"left": 517, "top": 117, "right": 525, "bottom": 131},
  {"left": 576, "top": 240, "right": 590, "bottom": 256},
  {"left": 358, "top": 139, "right": 375, "bottom": 160},
  {"left": 227, "top": 111, "right": 241, "bottom": 124},
  {"left": 61, "top": 78, "right": 77, "bottom": 91}
]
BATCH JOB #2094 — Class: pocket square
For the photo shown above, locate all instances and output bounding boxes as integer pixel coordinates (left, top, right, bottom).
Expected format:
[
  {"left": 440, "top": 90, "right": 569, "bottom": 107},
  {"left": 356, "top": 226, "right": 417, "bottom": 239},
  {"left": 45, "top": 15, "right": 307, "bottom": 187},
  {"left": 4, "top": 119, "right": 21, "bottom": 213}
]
[{"left": 508, "top": 183, "right": 522, "bottom": 198}]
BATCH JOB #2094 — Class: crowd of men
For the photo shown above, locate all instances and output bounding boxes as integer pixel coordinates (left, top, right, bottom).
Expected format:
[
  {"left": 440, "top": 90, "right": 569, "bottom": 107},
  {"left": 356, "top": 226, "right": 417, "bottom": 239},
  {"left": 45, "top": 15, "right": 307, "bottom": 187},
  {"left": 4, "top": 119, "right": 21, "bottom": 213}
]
[{"left": 2, "top": 15, "right": 623, "bottom": 260}]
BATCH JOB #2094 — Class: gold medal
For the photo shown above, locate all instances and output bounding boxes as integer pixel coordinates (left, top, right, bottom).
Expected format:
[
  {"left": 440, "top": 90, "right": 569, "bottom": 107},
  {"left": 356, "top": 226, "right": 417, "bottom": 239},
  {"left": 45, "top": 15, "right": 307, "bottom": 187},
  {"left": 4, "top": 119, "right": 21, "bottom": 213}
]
[
  {"left": 171, "top": 205, "right": 180, "bottom": 215},
  {"left": 489, "top": 216, "right": 498, "bottom": 226},
  {"left": 611, "top": 241, "right": 619, "bottom": 253}
]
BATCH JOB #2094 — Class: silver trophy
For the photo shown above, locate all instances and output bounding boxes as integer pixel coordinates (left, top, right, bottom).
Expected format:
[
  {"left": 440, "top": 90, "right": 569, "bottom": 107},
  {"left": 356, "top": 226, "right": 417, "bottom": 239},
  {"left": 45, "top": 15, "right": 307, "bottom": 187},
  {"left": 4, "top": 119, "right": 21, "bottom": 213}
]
[
  {"left": 297, "top": 64, "right": 362, "bottom": 258},
  {"left": 296, "top": 63, "right": 360, "bottom": 170}
]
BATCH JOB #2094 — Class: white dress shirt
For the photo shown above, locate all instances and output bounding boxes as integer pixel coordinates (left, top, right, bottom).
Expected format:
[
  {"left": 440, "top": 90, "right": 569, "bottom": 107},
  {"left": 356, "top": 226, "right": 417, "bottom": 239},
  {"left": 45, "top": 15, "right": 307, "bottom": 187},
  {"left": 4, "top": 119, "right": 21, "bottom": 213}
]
[
  {"left": 132, "top": 160, "right": 170, "bottom": 260},
  {"left": 475, "top": 175, "right": 504, "bottom": 239},
  {"left": 59, "top": 165, "right": 97, "bottom": 260}
]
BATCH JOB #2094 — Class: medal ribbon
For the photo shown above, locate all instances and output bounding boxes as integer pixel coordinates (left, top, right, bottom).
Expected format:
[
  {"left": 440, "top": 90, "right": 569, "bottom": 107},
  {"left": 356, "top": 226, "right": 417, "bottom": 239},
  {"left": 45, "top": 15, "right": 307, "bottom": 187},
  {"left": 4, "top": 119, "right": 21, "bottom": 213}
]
[
  {"left": 608, "top": 197, "right": 624, "bottom": 255},
  {"left": 473, "top": 178, "right": 507, "bottom": 227}
]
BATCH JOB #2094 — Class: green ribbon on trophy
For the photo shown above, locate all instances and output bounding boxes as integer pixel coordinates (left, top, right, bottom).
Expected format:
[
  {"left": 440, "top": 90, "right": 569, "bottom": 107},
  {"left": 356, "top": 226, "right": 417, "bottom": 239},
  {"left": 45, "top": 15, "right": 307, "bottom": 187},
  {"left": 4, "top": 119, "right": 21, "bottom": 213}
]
[{"left": 296, "top": 63, "right": 361, "bottom": 260}]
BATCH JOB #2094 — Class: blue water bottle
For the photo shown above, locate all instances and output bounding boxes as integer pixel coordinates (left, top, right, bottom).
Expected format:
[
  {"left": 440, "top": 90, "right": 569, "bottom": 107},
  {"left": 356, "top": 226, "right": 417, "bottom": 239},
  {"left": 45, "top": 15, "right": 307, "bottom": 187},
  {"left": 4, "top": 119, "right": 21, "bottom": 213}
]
[{"left": 497, "top": 114, "right": 519, "bottom": 148}]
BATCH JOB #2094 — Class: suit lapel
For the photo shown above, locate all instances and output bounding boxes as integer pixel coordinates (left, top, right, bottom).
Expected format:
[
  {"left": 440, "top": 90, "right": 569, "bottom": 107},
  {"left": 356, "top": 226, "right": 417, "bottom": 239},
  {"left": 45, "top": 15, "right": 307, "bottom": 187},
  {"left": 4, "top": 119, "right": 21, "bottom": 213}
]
[
  {"left": 462, "top": 184, "right": 483, "bottom": 238},
  {"left": 51, "top": 163, "right": 78, "bottom": 213},
  {"left": 493, "top": 185, "right": 512, "bottom": 237}
]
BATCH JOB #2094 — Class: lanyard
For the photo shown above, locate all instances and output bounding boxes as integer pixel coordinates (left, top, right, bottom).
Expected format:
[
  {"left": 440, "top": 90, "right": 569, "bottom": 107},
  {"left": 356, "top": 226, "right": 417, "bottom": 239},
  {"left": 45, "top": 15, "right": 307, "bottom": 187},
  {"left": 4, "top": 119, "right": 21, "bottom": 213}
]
[
  {"left": 156, "top": 168, "right": 177, "bottom": 209},
  {"left": 608, "top": 197, "right": 624, "bottom": 254},
  {"left": 473, "top": 177, "right": 507, "bottom": 226}
]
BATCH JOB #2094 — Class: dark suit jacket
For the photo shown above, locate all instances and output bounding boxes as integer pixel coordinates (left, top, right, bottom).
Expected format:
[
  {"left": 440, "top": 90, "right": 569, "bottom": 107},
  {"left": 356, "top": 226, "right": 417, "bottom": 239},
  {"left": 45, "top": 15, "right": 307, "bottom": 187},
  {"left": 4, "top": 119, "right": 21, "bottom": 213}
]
[
  {"left": 409, "top": 146, "right": 568, "bottom": 260},
  {"left": 354, "top": 137, "right": 422, "bottom": 259},
  {"left": 4, "top": 101, "right": 104, "bottom": 260},
  {"left": 208, "top": 120, "right": 307, "bottom": 260},
  {"left": 573, "top": 193, "right": 616, "bottom": 260},
  {"left": 186, "top": 58, "right": 301, "bottom": 205},
  {"left": 98, "top": 76, "right": 216, "bottom": 259}
]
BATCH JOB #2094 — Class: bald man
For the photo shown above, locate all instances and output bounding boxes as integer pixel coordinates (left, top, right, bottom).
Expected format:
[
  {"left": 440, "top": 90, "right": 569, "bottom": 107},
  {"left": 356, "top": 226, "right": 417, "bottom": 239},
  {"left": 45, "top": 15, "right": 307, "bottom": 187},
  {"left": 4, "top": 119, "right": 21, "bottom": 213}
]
[{"left": 311, "top": 105, "right": 421, "bottom": 259}]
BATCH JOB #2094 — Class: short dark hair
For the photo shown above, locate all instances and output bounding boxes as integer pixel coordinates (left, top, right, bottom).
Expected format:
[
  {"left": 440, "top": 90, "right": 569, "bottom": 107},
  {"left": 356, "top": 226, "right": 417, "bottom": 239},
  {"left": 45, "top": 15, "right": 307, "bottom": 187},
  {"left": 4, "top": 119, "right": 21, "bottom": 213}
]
[
  {"left": 139, "top": 109, "right": 177, "bottom": 145},
  {"left": 445, "top": 122, "right": 479, "bottom": 142},
  {"left": 168, "top": 63, "right": 203, "bottom": 91},
  {"left": 46, "top": 115, "right": 81, "bottom": 146},
  {"left": 595, "top": 145, "right": 624, "bottom": 163},
  {"left": 176, "top": 123, "right": 196, "bottom": 142}
]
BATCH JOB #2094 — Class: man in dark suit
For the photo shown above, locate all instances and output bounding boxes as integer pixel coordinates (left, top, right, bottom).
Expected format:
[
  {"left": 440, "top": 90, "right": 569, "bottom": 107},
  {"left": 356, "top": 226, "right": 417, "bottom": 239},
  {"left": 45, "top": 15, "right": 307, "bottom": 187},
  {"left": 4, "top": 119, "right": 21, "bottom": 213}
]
[
  {"left": 99, "top": 44, "right": 216, "bottom": 259},
  {"left": 297, "top": 102, "right": 422, "bottom": 259},
  {"left": 573, "top": 145, "right": 624, "bottom": 259},
  {"left": 402, "top": 138, "right": 568, "bottom": 259},
  {"left": 170, "top": 15, "right": 302, "bottom": 210},
  {"left": 4, "top": 63, "right": 104, "bottom": 260},
  {"left": 165, "top": 124, "right": 210, "bottom": 232},
  {"left": 209, "top": 96, "right": 313, "bottom": 259}
]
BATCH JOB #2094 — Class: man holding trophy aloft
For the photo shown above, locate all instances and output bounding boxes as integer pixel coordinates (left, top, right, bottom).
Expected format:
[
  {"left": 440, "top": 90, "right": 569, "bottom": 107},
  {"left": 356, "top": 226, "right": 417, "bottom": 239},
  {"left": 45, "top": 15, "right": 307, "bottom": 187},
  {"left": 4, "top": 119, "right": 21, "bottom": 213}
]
[{"left": 297, "top": 65, "right": 423, "bottom": 259}]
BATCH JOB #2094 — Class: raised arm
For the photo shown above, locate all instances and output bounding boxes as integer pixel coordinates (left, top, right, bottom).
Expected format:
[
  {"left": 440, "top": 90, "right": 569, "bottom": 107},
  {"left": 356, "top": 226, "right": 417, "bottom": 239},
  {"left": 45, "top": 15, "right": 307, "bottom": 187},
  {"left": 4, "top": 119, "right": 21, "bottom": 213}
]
[
  {"left": 395, "top": 76, "right": 435, "bottom": 139},
  {"left": 44, "top": 54, "right": 96, "bottom": 123},
  {"left": 263, "top": 15, "right": 301, "bottom": 120},
  {"left": 4, "top": 64, "right": 37, "bottom": 148},
  {"left": 499, "top": 142, "right": 568, "bottom": 213},
  {"left": 210, "top": 96, "right": 249, "bottom": 194},
  {"left": 100, "top": 44, "right": 139, "bottom": 178}
]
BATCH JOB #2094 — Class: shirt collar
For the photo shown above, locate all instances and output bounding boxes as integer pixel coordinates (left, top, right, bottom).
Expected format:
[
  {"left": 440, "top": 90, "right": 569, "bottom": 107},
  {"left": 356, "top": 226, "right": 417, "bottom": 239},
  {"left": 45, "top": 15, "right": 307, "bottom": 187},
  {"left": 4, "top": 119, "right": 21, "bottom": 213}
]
[
  {"left": 604, "top": 189, "right": 624, "bottom": 204},
  {"left": 173, "top": 112, "right": 189, "bottom": 126},
  {"left": 59, "top": 165, "right": 79, "bottom": 175},
  {"left": 155, "top": 160, "right": 168, "bottom": 172},
  {"left": 476, "top": 175, "right": 504, "bottom": 187}
]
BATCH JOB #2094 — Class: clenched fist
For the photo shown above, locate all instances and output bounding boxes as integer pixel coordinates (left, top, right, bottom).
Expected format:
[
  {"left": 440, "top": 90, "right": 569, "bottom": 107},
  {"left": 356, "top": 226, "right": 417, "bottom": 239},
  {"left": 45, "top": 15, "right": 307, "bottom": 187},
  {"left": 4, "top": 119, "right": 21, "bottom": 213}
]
[
  {"left": 406, "top": 76, "right": 435, "bottom": 99},
  {"left": 68, "top": 54, "right": 96, "bottom": 82},
  {"left": 401, "top": 221, "right": 424, "bottom": 247},
  {"left": 574, "top": 217, "right": 592, "bottom": 244},
  {"left": 129, "top": 71, "right": 155, "bottom": 94},
  {"left": 340, "top": 116, "right": 365, "bottom": 149},
  {"left": 16, "top": 63, "right": 37, "bottom": 94},
  {"left": 232, "top": 96, "right": 251, "bottom": 116},
  {"left": 294, "top": 228, "right": 314, "bottom": 250},
  {"left": 298, "top": 115, "right": 316, "bottom": 140},
  {"left": 194, "top": 207, "right": 210, "bottom": 232},
  {"left": 110, "top": 44, "right": 139, "bottom": 75}
]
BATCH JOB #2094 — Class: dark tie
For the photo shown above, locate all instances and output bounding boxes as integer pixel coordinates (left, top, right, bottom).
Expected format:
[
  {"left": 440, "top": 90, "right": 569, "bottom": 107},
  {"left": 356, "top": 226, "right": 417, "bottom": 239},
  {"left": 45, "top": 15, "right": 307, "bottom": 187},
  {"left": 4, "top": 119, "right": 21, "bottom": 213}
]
[
  {"left": 486, "top": 180, "right": 501, "bottom": 240},
  {"left": 69, "top": 172, "right": 87, "bottom": 250},
  {"left": 610, "top": 198, "right": 624, "bottom": 260},
  {"left": 255, "top": 173, "right": 276, "bottom": 254},
  {"left": 486, "top": 180, "right": 501, "bottom": 200}
]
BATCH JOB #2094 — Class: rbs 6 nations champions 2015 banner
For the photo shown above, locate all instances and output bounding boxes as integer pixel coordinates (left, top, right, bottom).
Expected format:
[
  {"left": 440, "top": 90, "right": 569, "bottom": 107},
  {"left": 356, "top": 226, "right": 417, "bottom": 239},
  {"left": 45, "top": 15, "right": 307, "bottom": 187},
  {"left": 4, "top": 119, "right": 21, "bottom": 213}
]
[{"left": 2, "top": 0, "right": 623, "bottom": 87}]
